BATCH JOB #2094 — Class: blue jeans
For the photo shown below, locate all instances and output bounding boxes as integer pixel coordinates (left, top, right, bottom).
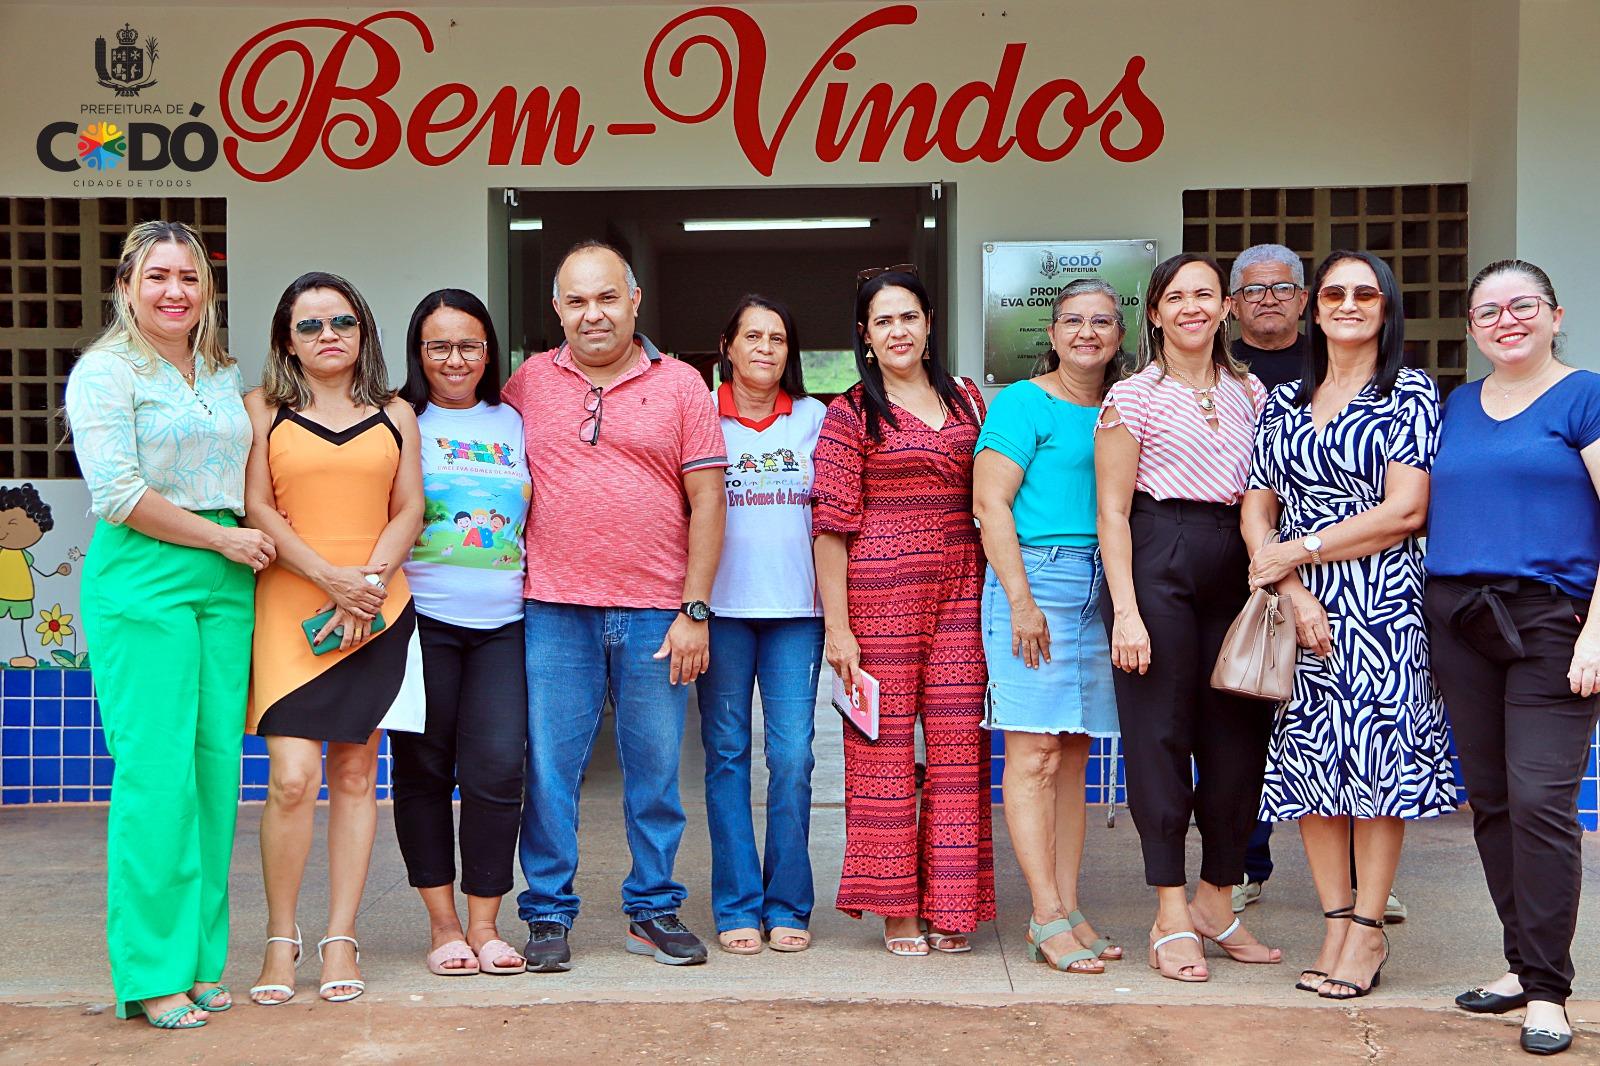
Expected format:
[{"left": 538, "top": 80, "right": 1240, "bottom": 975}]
[
  {"left": 696, "top": 616, "right": 824, "bottom": 932},
  {"left": 517, "top": 601, "right": 689, "bottom": 927}
]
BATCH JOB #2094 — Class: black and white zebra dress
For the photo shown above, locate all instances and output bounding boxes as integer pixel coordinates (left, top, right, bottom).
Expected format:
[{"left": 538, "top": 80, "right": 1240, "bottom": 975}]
[{"left": 1249, "top": 367, "right": 1457, "bottom": 820}]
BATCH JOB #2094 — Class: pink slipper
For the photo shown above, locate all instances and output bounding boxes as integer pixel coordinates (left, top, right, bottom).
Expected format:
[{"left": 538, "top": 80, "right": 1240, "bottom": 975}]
[
  {"left": 474, "top": 939, "right": 527, "bottom": 975},
  {"left": 427, "top": 939, "right": 480, "bottom": 976}
]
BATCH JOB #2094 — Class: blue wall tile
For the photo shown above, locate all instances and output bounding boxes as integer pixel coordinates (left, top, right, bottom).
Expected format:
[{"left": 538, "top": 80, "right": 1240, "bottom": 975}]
[
  {"left": 33, "top": 701, "right": 60, "bottom": 727},
  {"left": 63, "top": 788, "right": 90, "bottom": 803},
  {"left": 64, "top": 699, "right": 93, "bottom": 727},
  {"left": 33, "top": 670, "right": 61, "bottom": 697},
  {"left": 34, "top": 760, "right": 60, "bottom": 786},
  {"left": 1, "top": 728, "right": 26, "bottom": 757},
  {"left": 3, "top": 787, "right": 28, "bottom": 805},
  {"left": 2, "top": 757, "right": 28, "bottom": 787},
  {"left": 2, "top": 699, "right": 29, "bottom": 727},
  {"left": 31, "top": 731, "right": 59, "bottom": 757},
  {"left": 63, "top": 729, "right": 90, "bottom": 756},
  {"left": 65, "top": 670, "right": 93, "bottom": 697},
  {"left": 31, "top": 788, "right": 60, "bottom": 803},
  {"left": 2, "top": 671, "right": 30, "bottom": 697},
  {"left": 63, "top": 757, "right": 91, "bottom": 786}
]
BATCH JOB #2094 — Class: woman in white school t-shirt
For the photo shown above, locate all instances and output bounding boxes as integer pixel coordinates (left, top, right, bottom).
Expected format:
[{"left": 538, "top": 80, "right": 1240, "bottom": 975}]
[{"left": 699, "top": 296, "right": 827, "bottom": 955}]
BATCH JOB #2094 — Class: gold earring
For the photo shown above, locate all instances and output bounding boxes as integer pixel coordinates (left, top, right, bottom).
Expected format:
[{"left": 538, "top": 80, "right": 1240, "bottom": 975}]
[{"left": 866, "top": 346, "right": 876, "bottom": 361}]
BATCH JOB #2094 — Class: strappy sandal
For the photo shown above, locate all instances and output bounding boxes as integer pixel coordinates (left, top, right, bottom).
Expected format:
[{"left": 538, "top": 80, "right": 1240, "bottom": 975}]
[
  {"left": 317, "top": 935, "right": 366, "bottom": 1003},
  {"left": 1067, "top": 909, "right": 1122, "bottom": 961},
  {"left": 427, "top": 938, "right": 480, "bottom": 976},
  {"left": 124, "top": 1000, "right": 208, "bottom": 1030},
  {"left": 1148, "top": 930, "right": 1208, "bottom": 982},
  {"left": 718, "top": 928, "right": 765, "bottom": 955},
  {"left": 883, "top": 933, "right": 929, "bottom": 957},
  {"left": 1027, "top": 917, "right": 1104, "bottom": 974},
  {"left": 190, "top": 985, "right": 232, "bottom": 1012},
  {"left": 766, "top": 926, "right": 812, "bottom": 952},
  {"left": 249, "top": 924, "right": 302, "bottom": 1006},
  {"left": 925, "top": 929, "right": 973, "bottom": 954},
  {"left": 1297, "top": 905, "right": 1353, "bottom": 992},
  {"left": 1205, "top": 916, "right": 1282, "bottom": 964},
  {"left": 1319, "top": 915, "right": 1387, "bottom": 1000}
]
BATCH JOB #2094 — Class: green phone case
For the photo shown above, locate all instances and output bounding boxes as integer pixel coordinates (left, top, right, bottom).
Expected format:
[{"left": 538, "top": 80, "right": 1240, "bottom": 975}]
[{"left": 301, "top": 608, "right": 386, "bottom": 655}]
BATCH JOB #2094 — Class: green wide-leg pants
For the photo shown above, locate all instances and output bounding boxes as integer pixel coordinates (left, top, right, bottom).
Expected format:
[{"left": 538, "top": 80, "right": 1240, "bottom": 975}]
[{"left": 79, "top": 513, "right": 254, "bottom": 1015}]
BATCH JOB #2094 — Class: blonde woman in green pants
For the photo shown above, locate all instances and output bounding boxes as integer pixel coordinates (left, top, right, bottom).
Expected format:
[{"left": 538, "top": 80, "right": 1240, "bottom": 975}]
[{"left": 66, "top": 222, "right": 276, "bottom": 1031}]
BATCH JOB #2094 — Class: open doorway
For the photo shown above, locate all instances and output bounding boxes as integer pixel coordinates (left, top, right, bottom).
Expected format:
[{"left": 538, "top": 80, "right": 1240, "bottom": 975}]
[{"left": 495, "top": 184, "right": 949, "bottom": 402}]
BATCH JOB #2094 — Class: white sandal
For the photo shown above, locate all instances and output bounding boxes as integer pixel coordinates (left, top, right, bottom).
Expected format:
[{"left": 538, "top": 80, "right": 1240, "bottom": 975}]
[
  {"left": 249, "top": 924, "right": 302, "bottom": 1006},
  {"left": 317, "top": 935, "right": 367, "bottom": 1003}
]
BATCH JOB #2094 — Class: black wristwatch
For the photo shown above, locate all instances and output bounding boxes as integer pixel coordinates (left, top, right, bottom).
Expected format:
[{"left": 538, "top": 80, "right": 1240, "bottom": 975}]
[{"left": 680, "top": 600, "right": 712, "bottom": 622}]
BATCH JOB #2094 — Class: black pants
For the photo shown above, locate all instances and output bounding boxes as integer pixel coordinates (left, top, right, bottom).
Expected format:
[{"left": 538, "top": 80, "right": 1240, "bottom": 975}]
[
  {"left": 1425, "top": 576, "right": 1599, "bottom": 1005},
  {"left": 1104, "top": 493, "right": 1274, "bottom": 887},
  {"left": 391, "top": 615, "right": 528, "bottom": 898}
]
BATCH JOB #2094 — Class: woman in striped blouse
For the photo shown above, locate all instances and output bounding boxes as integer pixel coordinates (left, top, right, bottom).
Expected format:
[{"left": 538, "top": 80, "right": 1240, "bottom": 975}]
[{"left": 1095, "top": 253, "right": 1278, "bottom": 983}]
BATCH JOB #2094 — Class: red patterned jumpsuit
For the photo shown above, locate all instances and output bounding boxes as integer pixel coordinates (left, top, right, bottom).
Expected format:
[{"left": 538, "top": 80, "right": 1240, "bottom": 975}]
[{"left": 811, "top": 380, "right": 995, "bottom": 932}]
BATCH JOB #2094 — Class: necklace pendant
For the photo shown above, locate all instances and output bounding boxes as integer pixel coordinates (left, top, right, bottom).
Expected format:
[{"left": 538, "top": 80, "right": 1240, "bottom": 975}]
[{"left": 1197, "top": 392, "right": 1216, "bottom": 413}]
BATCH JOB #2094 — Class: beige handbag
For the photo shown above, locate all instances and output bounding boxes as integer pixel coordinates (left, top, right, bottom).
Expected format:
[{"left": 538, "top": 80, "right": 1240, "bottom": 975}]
[{"left": 1210, "top": 541, "right": 1298, "bottom": 703}]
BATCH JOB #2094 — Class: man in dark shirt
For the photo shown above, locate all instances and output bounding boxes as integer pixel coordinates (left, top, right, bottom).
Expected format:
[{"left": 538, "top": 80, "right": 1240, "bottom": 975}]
[{"left": 1229, "top": 243, "right": 1309, "bottom": 392}]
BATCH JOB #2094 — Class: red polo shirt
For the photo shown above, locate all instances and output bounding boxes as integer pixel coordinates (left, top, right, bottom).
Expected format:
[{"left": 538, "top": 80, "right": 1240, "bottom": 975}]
[
  {"left": 716, "top": 381, "right": 792, "bottom": 432},
  {"left": 501, "top": 338, "right": 725, "bottom": 609}
]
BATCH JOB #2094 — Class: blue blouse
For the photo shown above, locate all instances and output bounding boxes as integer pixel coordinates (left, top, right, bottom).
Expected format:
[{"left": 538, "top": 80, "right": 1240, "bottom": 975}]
[
  {"left": 975, "top": 378, "right": 1098, "bottom": 547},
  {"left": 1427, "top": 370, "right": 1600, "bottom": 599}
]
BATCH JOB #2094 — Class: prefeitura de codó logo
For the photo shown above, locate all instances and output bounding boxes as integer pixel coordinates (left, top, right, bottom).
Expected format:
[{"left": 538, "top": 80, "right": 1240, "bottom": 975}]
[
  {"left": 1038, "top": 250, "right": 1061, "bottom": 279},
  {"left": 35, "top": 22, "right": 216, "bottom": 183},
  {"left": 96, "top": 23, "right": 158, "bottom": 97}
]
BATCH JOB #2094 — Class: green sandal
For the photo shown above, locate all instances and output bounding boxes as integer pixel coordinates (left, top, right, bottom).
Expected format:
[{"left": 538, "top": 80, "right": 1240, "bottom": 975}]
[
  {"left": 118, "top": 1000, "right": 209, "bottom": 1030},
  {"left": 191, "top": 985, "right": 232, "bottom": 1012},
  {"left": 1067, "top": 910, "right": 1120, "bottom": 960},
  {"left": 1026, "top": 918, "right": 1102, "bottom": 974}
]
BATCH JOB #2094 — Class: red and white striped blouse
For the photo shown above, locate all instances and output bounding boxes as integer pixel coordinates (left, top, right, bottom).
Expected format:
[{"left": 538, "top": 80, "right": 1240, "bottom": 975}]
[{"left": 1098, "top": 362, "right": 1266, "bottom": 504}]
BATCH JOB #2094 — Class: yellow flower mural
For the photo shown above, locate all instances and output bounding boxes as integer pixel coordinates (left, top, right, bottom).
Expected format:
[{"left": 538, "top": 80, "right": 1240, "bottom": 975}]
[{"left": 35, "top": 604, "right": 73, "bottom": 647}]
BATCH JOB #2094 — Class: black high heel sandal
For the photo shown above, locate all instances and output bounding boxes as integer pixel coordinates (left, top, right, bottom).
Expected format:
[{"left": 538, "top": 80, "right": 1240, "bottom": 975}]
[
  {"left": 1319, "top": 914, "right": 1388, "bottom": 1000},
  {"left": 1295, "top": 905, "right": 1353, "bottom": 992}
]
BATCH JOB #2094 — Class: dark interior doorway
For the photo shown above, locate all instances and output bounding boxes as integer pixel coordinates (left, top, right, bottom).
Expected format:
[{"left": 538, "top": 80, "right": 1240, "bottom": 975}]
[{"left": 498, "top": 184, "right": 949, "bottom": 401}]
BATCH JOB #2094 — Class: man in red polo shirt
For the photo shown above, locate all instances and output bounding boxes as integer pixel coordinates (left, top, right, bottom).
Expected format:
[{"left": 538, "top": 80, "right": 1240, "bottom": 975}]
[{"left": 502, "top": 240, "right": 726, "bottom": 971}]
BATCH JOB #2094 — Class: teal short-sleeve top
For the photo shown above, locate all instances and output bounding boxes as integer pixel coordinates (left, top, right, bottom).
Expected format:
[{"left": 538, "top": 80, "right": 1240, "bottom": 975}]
[{"left": 975, "top": 378, "right": 1099, "bottom": 547}]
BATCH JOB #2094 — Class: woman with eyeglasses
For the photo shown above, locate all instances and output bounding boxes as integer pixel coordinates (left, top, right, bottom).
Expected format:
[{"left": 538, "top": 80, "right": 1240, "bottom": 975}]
[
  {"left": 243, "top": 272, "right": 425, "bottom": 1006},
  {"left": 1241, "top": 251, "right": 1456, "bottom": 1002},
  {"left": 812, "top": 267, "right": 993, "bottom": 956},
  {"left": 1425, "top": 260, "right": 1599, "bottom": 1056},
  {"left": 389, "top": 290, "right": 532, "bottom": 976},
  {"left": 66, "top": 222, "right": 271, "bottom": 1031},
  {"left": 972, "top": 279, "right": 1125, "bottom": 976},
  {"left": 1095, "top": 252, "right": 1274, "bottom": 983},
  {"left": 698, "top": 295, "right": 827, "bottom": 955}
]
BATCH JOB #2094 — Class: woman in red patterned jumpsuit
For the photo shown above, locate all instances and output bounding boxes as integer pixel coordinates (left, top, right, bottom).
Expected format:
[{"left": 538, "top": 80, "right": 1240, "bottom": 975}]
[{"left": 812, "top": 268, "right": 994, "bottom": 956}]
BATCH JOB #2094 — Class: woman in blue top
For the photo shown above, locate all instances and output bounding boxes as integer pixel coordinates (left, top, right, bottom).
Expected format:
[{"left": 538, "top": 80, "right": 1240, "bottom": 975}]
[
  {"left": 1425, "top": 260, "right": 1600, "bottom": 1057},
  {"left": 972, "top": 278, "right": 1124, "bottom": 975}
]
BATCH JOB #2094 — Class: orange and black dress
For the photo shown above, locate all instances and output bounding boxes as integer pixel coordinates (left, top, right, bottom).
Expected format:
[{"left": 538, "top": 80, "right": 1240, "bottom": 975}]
[{"left": 248, "top": 406, "right": 425, "bottom": 743}]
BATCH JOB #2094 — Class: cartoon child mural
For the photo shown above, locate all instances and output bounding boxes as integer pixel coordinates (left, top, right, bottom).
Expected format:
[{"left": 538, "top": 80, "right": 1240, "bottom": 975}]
[
  {"left": 735, "top": 453, "right": 759, "bottom": 473},
  {"left": 487, "top": 510, "right": 507, "bottom": 546},
  {"left": 0, "top": 483, "right": 73, "bottom": 668},
  {"left": 465, "top": 509, "right": 492, "bottom": 548},
  {"left": 780, "top": 449, "right": 800, "bottom": 472},
  {"left": 761, "top": 453, "right": 780, "bottom": 472}
]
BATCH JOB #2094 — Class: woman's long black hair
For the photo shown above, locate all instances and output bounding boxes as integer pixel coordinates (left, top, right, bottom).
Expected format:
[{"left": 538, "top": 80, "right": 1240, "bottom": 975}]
[
  {"left": 1292, "top": 250, "right": 1405, "bottom": 406},
  {"left": 399, "top": 288, "right": 503, "bottom": 414},
  {"left": 850, "top": 271, "right": 969, "bottom": 440}
]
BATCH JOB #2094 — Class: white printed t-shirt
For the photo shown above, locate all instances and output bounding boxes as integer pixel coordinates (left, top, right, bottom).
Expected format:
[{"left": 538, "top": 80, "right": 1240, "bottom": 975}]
[
  {"left": 712, "top": 384, "right": 826, "bottom": 618},
  {"left": 404, "top": 401, "right": 531, "bottom": 628}
]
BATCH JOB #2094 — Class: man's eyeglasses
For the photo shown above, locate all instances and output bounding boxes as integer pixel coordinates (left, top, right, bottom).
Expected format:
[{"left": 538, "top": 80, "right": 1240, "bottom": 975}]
[
  {"left": 293, "top": 314, "right": 360, "bottom": 339},
  {"left": 421, "top": 339, "right": 489, "bottom": 363},
  {"left": 579, "top": 384, "right": 603, "bottom": 446},
  {"left": 1317, "top": 284, "right": 1384, "bottom": 309},
  {"left": 1469, "top": 295, "right": 1551, "bottom": 328},
  {"left": 856, "top": 262, "right": 919, "bottom": 286},
  {"left": 1234, "top": 282, "right": 1303, "bottom": 304},
  {"left": 1055, "top": 314, "right": 1120, "bottom": 332}
]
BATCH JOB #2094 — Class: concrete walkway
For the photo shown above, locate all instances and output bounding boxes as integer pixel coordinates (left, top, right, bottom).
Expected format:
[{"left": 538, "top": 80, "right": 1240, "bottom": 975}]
[{"left": 3, "top": 685, "right": 1600, "bottom": 1037}]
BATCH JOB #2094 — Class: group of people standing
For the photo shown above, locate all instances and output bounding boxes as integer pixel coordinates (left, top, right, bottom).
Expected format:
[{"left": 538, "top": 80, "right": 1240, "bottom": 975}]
[{"left": 65, "top": 221, "right": 1597, "bottom": 1057}]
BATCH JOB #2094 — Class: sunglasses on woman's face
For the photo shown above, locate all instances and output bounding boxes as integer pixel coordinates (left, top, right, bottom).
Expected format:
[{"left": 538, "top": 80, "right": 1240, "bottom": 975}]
[
  {"left": 293, "top": 314, "right": 361, "bottom": 339},
  {"left": 1317, "top": 285, "right": 1383, "bottom": 310}
]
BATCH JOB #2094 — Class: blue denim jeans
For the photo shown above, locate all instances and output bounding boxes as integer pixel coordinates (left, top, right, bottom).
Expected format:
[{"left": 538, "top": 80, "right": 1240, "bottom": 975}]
[
  {"left": 696, "top": 616, "right": 824, "bottom": 933},
  {"left": 516, "top": 601, "right": 689, "bottom": 927}
]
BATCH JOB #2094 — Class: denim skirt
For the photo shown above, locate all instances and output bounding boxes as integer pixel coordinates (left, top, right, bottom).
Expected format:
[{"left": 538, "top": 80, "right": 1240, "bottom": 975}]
[{"left": 980, "top": 545, "right": 1119, "bottom": 736}]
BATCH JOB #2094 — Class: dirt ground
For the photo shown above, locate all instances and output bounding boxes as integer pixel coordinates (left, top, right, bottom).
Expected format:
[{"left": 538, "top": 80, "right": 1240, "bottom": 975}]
[{"left": 2, "top": 1000, "right": 1594, "bottom": 1065}]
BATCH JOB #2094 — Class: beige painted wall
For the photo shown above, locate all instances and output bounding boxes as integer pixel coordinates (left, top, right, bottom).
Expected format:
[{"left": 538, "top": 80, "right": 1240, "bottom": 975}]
[{"left": 0, "top": 0, "right": 1538, "bottom": 388}]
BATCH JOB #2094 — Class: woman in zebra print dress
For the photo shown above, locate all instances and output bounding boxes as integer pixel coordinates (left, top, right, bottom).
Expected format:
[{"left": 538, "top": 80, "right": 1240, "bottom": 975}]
[{"left": 1241, "top": 252, "right": 1457, "bottom": 1000}]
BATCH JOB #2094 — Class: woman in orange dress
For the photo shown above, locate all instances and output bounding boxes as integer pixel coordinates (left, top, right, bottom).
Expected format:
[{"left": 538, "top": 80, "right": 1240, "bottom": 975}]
[{"left": 242, "top": 271, "right": 424, "bottom": 1006}]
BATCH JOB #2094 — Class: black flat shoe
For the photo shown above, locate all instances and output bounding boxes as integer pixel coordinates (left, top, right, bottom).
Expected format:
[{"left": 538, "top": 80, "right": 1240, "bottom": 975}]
[
  {"left": 1521, "top": 1026, "right": 1572, "bottom": 1056},
  {"left": 1457, "top": 987, "right": 1530, "bottom": 1014}
]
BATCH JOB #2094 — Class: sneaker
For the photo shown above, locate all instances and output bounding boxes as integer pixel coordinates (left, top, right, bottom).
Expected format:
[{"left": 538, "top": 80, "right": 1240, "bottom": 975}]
[
  {"left": 523, "top": 921, "right": 572, "bottom": 973},
  {"left": 1231, "top": 875, "right": 1264, "bottom": 914},
  {"left": 627, "top": 914, "right": 708, "bottom": 966},
  {"left": 1384, "top": 892, "right": 1408, "bottom": 924}
]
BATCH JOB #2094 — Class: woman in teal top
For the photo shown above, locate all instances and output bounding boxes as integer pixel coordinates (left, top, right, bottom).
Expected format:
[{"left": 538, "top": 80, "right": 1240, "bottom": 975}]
[{"left": 973, "top": 278, "right": 1124, "bottom": 976}]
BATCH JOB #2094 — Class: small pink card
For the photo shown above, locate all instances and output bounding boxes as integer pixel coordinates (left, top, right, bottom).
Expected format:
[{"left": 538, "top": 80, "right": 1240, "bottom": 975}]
[{"left": 831, "top": 667, "right": 880, "bottom": 741}]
